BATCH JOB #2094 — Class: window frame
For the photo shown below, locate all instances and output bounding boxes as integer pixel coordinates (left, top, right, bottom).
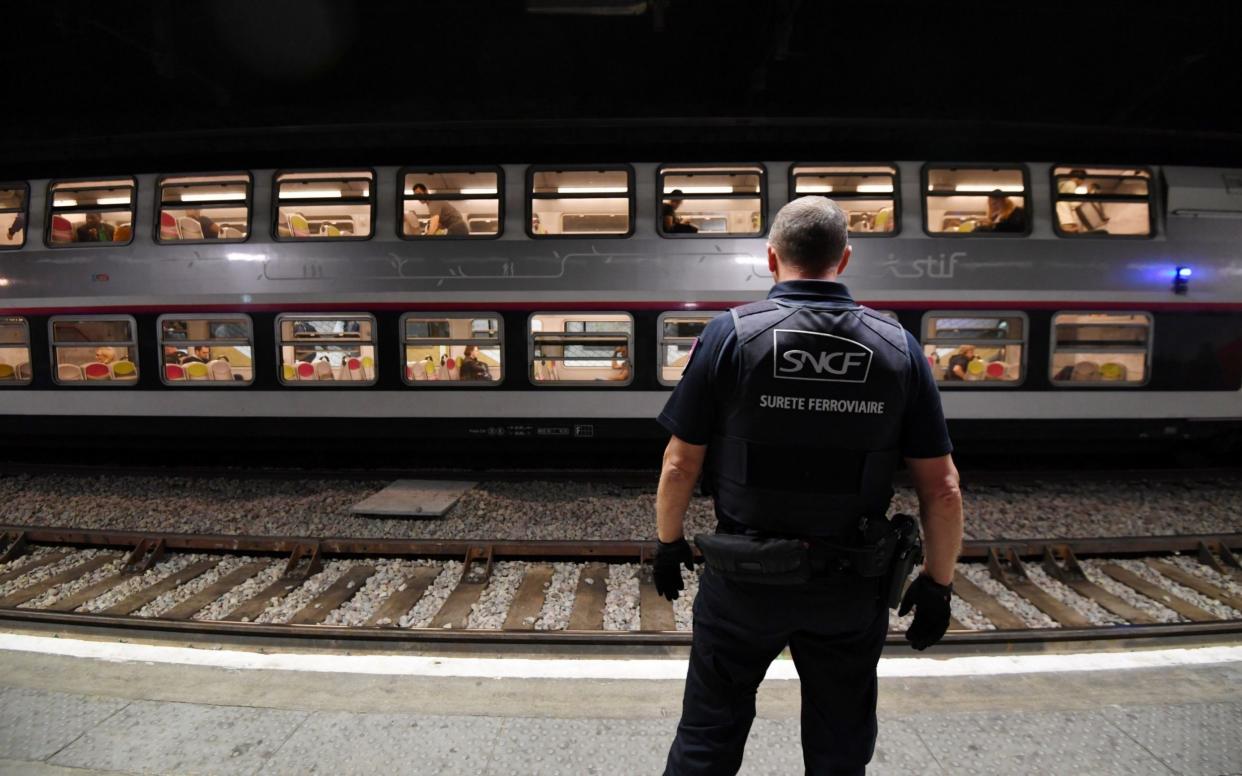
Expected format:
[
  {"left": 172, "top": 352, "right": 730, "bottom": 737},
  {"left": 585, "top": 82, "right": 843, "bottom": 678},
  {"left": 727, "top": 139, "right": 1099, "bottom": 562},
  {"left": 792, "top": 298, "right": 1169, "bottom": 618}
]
[
  {"left": 527, "top": 311, "right": 635, "bottom": 387},
  {"left": 1048, "top": 310, "right": 1153, "bottom": 388},
  {"left": 48, "top": 314, "right": 140, "bottom": 387},
  {"left": 274, "top": 312, "right": 379, "bottom": 387},
  {"left": 656, "top": 163, "right": 768, "bottom": 239},
  {"left": 271, "top": 168, "right": 377, "bottom": 242},
  {"left": 1049, "top": 165, "right": 1155, "bottom": 240},
  {"left": 0, "top": 315, "right": 32, "bottom": 385},
  {"left": 921, "top": 163, "right": 1032, "bottom": 238},
  {"left": 788, "top": 163, "right": 900, "bottom": 238},
  {"left": 399, "top": 311, "right": 506, "bottom": 387},
  {"left": 919, "top": 309, "right": 1029, "bottom": 388},
  {"left": 655, "top": 310, "right": 725, "bottom": 387},
  {"left": 156, "top": 313, "right": 256, "bottom": 387},
  {"left": 155, "top": 172, "right": 253, "bottom": 245},
  {"left": 45, "top": 177, "right": 138, "bottom": 248},
  {"left": 0, "top": 181, "right": 29, "bottom": 250},
  {"left": 526, "top": 164, "right": 636, "bottom": 239},
  {"left": 397, "top": 166, "right": 504, "bottom": 241}
]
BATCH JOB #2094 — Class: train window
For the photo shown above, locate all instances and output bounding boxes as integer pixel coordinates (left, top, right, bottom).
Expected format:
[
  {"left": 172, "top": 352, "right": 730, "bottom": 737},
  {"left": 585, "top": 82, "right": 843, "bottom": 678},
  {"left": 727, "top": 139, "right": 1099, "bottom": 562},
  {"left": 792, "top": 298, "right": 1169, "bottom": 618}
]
[
  {"left": 0, "top": 184, "right": 28, "bottom": 248},
  {"left": 0, "top": 317, "right": 32, "bottom": 384},
  {"left": 276, "top": 314, "right": 377, "bottom": 385},
  {"left": 657, "top": 312, "right": 724, "bottom": 385},
  {"left": 1050, "top": 312, "right": 1151, "bottom": 385},
  {"left": 402, "top": 314, "right": 503, "bottom": 385},
  {"left": 528, "top": 168, "right": 633, "bottom": 237},
  {"left": 400, "top": 169, "right": 502, "bottom": 238},
  {"left": 658, "top": 165, "right": 764, "bottom": 236},
  {"left": 1052, "top": 167, "right": 1152, "bottom": 237},
  {"left": 158, "top": 174, "right": 251, "bottom": 242},
  {"left": 158, "top": 315, "right": 254, "bottom": 386},
  {"left": 46, "top": 179, "right": 137, "bottom": 246},
  {"left": 529, "top": 313, "right": 633, "bottom": 385},
  {"left": 923, "top": 166, "right": 1029, "bottom": 235},
  {"left": 790, "top": 165, "right": 898, "bottom": 235},
  {"left": 49, "top": 315, "right": 139, "bottom": 385},
  {"left": 921, "top": 312, "right": 1026, "bottom": 385},
  {"left": 274, "top": 171, "right": 374, "bottom": 240}
]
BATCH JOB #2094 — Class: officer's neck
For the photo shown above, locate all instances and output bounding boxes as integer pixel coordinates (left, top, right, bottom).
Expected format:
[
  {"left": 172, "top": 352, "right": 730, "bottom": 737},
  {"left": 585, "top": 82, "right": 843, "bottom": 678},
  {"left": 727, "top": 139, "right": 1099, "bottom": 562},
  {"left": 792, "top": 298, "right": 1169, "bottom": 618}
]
[{"left": 774, "top": 270, "right": 840, "bottom": 283}]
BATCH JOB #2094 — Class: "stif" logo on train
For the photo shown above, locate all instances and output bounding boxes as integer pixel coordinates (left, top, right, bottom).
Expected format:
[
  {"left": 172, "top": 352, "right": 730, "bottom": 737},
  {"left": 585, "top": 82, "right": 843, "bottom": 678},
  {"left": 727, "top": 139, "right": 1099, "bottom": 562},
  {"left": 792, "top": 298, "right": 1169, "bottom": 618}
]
[{"left": 772, "top": 329, "right": 873, "bottom": 383}]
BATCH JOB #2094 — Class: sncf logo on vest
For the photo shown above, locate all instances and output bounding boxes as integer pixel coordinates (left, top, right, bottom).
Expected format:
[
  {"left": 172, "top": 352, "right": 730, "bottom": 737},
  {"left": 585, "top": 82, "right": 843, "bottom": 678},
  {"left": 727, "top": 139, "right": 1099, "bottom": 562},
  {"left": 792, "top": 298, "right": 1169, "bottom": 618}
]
[{"left": 772, "top": 329, "right": 873, "bottom": 383}]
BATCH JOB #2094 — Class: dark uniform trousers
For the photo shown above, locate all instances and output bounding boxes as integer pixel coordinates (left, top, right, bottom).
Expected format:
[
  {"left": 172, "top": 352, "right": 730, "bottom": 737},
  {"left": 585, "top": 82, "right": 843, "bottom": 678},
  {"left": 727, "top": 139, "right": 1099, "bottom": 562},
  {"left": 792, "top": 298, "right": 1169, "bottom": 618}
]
[{"left": 665, "top": 568, "right": 888, "bottom": 776}]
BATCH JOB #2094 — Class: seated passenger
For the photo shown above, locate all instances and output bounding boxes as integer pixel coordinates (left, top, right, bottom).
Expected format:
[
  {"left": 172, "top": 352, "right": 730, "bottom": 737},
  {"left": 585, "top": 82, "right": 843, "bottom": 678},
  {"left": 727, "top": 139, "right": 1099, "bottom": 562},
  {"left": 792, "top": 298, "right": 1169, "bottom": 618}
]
[
  {"left": 457, "top": 344, "right": 492, "bottom": 381},
  {"left": 944, "top": 345, "right": 975, "bottom": 381},
  {"left": 7, "top": 212, "right": 24, "bottom": 241},
  {"left": 77, "top": 212, "right": 115, "bottom": 242},
  {"left": 662, "top": 191, "right": 698, "bottom": 234},
  {"left": 975, "top": 191, "right": 1026, "bottom": 233},
  {"left": 609, "top": 346, "right": 632, "bottom": 382},
  {"left": 163, "top": 345, "right": 186, "bottom": 365},
  {"left": 180, "top": 345, "right": 212, "bottom": 364},
  {"left": 410, "top": 183, "right": 468, "bottom": 236},
  {"left": 94, "top": 346, "right": 116, "bottom": 365},
  {"left": 186, "top": 209, "right": 220, "bottom": 239}
]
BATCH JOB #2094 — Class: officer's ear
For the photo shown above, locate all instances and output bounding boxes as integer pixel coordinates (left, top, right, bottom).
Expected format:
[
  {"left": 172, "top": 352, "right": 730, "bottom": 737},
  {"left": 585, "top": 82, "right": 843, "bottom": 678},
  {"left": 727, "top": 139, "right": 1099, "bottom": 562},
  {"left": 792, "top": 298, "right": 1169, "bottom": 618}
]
[
  {"left": 836, "top": 244, "right": 852, "bottom": 276},
  {"left": 767, "top": 244, "right": 780, "bottom": 279}
]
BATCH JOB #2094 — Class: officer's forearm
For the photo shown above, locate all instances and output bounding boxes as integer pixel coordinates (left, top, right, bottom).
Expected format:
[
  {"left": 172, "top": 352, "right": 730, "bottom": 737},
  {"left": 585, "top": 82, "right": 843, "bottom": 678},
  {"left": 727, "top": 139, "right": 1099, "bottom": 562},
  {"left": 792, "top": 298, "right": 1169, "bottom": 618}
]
[
  {"left": 918, "top": 488, "right": 963, "bottom": 586},
  {"left": 656, "top": 437, "right": 706, "bottom": 543}
]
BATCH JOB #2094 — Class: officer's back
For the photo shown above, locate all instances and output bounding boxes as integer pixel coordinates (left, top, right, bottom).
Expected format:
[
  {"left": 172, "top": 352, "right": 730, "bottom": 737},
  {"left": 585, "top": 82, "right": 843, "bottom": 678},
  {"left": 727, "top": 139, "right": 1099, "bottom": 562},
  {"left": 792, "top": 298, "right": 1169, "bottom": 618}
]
[{"left": 652, "top": 197, "right": 964, "bottom": 775}]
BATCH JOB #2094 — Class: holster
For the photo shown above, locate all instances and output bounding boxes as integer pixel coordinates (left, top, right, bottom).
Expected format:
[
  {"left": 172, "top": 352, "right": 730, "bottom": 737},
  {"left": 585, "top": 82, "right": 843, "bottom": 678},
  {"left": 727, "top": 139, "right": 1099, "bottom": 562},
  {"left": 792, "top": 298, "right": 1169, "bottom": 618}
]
[
  {"left": 885, "top": 513, "right": 924, "bottom": 609},
  {"left": 693, "top": 534, "right": 811, "bottom": 585}
]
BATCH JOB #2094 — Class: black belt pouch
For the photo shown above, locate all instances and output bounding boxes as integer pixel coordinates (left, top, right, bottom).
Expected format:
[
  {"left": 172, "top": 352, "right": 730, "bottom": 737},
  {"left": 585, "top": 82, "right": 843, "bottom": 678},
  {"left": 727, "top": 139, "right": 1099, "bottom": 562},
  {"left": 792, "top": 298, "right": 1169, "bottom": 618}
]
[{"left": 694, "top": 534, "right": 811, "bottom": 585}]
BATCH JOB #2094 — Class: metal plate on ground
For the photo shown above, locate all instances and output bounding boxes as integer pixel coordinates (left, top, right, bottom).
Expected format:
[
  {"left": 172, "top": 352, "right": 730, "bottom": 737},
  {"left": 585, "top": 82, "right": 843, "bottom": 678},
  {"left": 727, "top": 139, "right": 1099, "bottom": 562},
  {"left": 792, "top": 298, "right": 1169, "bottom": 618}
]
[{"left": 349, "top": 480, "right": 476, "bottom": 518}]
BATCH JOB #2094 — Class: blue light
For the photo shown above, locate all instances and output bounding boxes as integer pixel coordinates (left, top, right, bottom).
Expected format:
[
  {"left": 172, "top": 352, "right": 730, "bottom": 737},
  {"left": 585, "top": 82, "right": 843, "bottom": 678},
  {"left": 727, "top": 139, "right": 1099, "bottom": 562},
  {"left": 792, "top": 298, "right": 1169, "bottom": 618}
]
[{"left": 1176, "top": 266, "right": 1193, "bottom": 279}]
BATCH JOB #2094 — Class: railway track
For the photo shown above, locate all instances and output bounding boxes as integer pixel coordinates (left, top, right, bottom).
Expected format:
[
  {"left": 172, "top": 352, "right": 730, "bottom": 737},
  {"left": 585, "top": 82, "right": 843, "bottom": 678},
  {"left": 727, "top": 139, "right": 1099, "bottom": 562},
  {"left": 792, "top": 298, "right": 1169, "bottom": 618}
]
[{"left": 0, "top": 525, "right": 1239, "bottom": 647}]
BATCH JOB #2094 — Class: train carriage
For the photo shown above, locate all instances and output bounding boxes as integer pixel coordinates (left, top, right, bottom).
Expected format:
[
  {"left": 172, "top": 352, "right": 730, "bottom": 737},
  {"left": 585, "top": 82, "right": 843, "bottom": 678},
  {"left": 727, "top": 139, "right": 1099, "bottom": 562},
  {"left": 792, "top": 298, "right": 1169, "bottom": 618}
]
[{"left": 0, "top": 160, "right": 1239, "bottom": 456}]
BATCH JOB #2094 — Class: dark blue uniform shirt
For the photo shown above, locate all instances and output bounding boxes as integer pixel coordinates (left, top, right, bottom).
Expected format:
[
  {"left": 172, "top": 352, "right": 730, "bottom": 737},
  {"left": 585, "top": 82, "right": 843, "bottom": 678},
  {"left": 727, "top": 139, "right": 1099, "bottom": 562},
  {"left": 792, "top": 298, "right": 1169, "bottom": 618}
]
[{"left": 658, "top": 279, "right": 953, "bottom": 459}]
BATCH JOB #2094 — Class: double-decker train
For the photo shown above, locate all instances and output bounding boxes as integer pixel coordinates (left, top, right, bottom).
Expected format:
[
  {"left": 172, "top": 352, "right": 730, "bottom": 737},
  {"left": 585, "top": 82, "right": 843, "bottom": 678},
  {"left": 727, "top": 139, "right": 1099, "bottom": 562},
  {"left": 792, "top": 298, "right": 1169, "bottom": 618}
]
[{"left": 0, "top": 160, "right": 1239, "bottom": 456}]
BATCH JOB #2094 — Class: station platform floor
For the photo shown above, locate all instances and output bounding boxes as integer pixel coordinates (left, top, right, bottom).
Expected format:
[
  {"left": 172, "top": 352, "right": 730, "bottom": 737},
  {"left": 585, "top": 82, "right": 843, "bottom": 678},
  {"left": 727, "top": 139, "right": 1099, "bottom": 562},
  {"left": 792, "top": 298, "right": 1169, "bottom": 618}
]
[{"left": 0, "top": 630, "right": 1238, "bottom": 776}]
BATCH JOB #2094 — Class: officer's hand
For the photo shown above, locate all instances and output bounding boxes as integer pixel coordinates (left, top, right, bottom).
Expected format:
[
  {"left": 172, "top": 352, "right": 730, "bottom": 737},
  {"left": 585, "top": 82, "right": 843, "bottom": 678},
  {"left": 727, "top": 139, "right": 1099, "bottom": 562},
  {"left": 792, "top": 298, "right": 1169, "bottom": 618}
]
[
  {"left": 654, "top": 538, "right": 694, "bottom": 602},
  {"left": 898, "top": 574, "right": 953, "bottom": 650}
]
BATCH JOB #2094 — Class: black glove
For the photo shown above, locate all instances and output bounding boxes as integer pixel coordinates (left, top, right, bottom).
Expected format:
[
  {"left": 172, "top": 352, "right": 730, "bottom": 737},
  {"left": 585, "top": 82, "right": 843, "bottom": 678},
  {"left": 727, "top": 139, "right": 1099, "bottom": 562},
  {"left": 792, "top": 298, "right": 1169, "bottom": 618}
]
[
  {"left": 898, "top": 574, "right": 952, "bottom": 651},
  {"left": 654, "top": 537, "right": 694, "bottom": 601}
]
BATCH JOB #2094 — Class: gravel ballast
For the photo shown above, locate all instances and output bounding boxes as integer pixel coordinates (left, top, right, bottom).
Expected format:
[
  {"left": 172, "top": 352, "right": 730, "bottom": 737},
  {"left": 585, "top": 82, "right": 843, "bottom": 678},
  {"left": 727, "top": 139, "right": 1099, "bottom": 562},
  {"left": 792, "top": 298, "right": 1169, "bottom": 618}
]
[{"left": 2, "top": 472, "right": 1240, "bottom": 541}]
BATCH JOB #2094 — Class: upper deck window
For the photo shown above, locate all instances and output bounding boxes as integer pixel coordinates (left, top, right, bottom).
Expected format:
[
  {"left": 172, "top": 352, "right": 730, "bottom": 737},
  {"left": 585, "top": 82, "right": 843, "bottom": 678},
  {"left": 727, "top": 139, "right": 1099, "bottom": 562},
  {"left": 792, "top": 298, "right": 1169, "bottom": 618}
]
[
  {"left": 158, "top": 174, "right": 251, "bottom": 242},
  {"left": 658, "top": 165, "right": 764, "bottom": 236},
  {"left": 1050, "top": 312, "right": 1151, "bottom": 385},
  {"left": 50, "top": 316, "right": 139, "bottom": 384},
  {"left": 529, "top": 168, "right": 632, "bottom": 237},
  {"left": 921, "top": 312, "right": 1026, "bottom": 385},
  {"left": 530, "top": 313, "right": 633, "bottom": 384},
  {"left": 274, "top": 171, "right": 373, "bottom": 240},
  {"left": 276, "top": 314, "right": 376, "bottom": 385},
  {"left": 0, "top": 317, "right": 31, "bottom": 384},
  {"left": 790, "top": 165, "right": 898, "bottom": 235},
  {"left": 401, "top": 169, "right": 501, "bottom": 238},
  {"left": 657, "top": 312, "right": 723, "bottom": 385},
  {"left": 0, "top": 184, "right": 28, "bottom": 249},
  {"left": 924, "top": 166, "right": 1029, "bottom": 235},
  {"left": 1052, "top": 167, "right": 1152, "bottom": 237},
  {"left": 159, "top": 315, "right": 254, "bottom": 385},
  {"left": 402, "top": 313, "right": 503, "bottom": 384},
  {"left": 47, "top": 179, "right": 136, "bottom": 246}
]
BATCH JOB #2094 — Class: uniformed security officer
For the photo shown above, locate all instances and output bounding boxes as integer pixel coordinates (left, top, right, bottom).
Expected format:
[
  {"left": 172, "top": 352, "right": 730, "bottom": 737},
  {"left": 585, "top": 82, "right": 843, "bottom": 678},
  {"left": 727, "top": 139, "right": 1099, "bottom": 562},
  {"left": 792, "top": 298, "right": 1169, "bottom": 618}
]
[{"left": 654, "top": 197, "right": 963, "bottom": 775}]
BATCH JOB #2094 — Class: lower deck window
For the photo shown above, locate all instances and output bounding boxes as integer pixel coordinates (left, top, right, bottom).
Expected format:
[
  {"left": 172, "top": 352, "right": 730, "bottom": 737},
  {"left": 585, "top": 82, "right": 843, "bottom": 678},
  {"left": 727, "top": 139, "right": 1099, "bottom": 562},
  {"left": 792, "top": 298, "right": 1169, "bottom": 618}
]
[
  {"left": 277, "top": 314, "right": 376, "bottom": 385},
  {"left": 921, "top": 312, "right": 1025, "bottom": 385},
  {"left": 1050, "top": 312, "right": 1151, "bottom": 385},
  {"left": 50, "top": 316, "right": 139, "bottom": 384},
  {"left": 658, "top": 312, "right": 723, "bottom": 385},
  {"left": 530, "top": 313, "right": 633, "bottom": 384},
  {"left": 159, "top": 315, "right": 254, "bottom": 385},
  {"left": 0, "top": 317, "right": 31, "bottom": 383},
  {"left": 403, "top": 314, "right": 503, "bottom": 384}
]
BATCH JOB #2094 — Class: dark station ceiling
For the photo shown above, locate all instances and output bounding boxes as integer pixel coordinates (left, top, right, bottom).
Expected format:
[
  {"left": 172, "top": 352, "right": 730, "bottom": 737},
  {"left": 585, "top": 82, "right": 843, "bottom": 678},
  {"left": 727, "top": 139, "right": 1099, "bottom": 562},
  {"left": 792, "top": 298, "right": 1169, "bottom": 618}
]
[{"left": 3, "top": 0, "right": 1240, "bottom": 175}]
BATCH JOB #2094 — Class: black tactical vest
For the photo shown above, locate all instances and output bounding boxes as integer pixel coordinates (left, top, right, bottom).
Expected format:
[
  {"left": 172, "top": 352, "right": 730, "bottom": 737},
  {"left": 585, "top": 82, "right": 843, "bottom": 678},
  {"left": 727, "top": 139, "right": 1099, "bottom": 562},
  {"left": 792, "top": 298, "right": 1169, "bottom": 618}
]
[{"left": 710, "top": 298, "right": 913, "bottom": 538}]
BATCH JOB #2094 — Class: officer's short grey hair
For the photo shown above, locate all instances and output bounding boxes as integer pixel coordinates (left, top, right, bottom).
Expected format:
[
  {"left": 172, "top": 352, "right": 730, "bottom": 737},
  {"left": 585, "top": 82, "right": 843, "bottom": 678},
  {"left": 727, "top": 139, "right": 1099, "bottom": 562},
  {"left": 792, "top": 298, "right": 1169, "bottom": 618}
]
[{"left": 768, "top": 197, "right": 849, "bottom": 274}]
